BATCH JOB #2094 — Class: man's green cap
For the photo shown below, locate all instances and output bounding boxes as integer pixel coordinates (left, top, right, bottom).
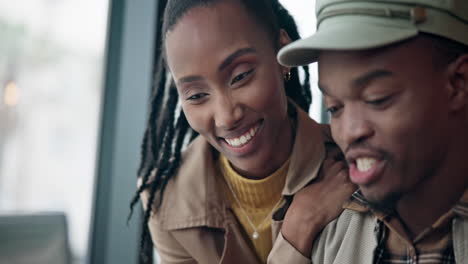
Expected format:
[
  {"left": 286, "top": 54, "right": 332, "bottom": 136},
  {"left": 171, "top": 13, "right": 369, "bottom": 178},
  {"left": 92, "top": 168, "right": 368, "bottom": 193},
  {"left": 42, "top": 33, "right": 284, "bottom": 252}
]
[{"left": 278, "top": 0, "right": 468, "bottom": 67}]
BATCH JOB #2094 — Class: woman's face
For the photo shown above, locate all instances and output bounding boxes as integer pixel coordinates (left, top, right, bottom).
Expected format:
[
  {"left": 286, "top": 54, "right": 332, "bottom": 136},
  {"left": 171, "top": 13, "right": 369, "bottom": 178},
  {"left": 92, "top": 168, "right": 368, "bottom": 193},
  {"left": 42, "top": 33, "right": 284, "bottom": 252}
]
[{"left": 165, "top": 0, "right": 293, "bottom": 178}]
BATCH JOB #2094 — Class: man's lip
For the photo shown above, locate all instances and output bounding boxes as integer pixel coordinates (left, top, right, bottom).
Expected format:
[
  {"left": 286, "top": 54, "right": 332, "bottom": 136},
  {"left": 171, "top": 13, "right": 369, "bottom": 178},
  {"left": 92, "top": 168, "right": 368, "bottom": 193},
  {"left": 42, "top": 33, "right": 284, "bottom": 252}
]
[
  {"left": 219, "top": 120, "right": 263, "bottom": 140},
  {"left": 349, "top": 160, "right": 386, "bottom": 185},
  {"left": 345, "top": 148, "right": 384, "bottom": 164}
]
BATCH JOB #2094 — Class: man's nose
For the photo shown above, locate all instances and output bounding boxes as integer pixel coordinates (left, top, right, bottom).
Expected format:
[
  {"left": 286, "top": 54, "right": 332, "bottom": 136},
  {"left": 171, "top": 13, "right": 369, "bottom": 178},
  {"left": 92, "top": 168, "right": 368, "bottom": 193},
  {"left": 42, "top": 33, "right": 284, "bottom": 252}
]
[{"left": 339, "top": 106, "right": 374, "bottom": 148}]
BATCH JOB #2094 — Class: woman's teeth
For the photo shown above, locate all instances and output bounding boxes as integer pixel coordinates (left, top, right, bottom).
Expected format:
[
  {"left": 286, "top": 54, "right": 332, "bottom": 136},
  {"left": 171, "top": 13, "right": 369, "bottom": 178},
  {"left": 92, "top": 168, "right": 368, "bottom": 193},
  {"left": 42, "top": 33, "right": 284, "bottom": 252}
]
[
  {"left": 356, "top": 157, "right": 376, "bottom": 172},
  {"left": 225, "top": 125, "right": 259, "bottom": 147}
]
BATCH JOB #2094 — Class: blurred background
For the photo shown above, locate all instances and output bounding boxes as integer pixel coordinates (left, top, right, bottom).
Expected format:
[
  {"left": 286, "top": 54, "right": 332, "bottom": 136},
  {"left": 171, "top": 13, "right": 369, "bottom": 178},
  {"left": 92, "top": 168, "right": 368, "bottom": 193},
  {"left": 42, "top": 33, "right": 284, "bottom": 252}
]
[
  {"left": 0, "top": 0, "right": 108, "bottom": 263},
  {"left": 0, "top": 0, "right": 323, "bottom": 263}
]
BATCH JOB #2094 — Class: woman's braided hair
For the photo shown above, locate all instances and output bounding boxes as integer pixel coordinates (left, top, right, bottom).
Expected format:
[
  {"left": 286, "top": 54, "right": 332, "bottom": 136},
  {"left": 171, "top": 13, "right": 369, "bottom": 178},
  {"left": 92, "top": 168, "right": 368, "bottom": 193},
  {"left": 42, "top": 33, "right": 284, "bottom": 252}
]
[{"left": 129, "top": 0, "right": 312, "bottom": 263}]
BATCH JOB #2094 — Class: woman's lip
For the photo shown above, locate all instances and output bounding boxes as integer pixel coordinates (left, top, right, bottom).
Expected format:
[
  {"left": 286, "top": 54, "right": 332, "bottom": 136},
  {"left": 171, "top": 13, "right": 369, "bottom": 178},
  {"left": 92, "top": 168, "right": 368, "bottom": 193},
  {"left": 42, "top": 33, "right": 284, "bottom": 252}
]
[
  {"left": 221, "top": 120, "right": 264, "bottom": 155},
  {"left": 349, "top": 160, "right": 386, "bottom": 186},
  {"left": 222, "top": 120, "right": 262, "bottom": 140}
]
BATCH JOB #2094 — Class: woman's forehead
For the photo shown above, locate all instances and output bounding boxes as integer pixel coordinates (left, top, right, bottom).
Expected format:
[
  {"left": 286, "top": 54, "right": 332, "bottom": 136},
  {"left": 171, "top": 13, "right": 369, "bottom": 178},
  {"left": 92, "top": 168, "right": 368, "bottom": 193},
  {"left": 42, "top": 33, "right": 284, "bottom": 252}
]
[
  {"left": 168, "top": 1, "right": 261, "bottom": 36},
  {"left": 164, "top": 1, "right": 274, "bottom": 76}
]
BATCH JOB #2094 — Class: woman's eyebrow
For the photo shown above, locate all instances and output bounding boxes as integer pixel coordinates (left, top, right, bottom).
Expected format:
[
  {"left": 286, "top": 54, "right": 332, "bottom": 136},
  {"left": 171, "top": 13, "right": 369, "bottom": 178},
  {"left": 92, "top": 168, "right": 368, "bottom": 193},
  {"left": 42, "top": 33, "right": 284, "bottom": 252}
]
[
  {"left": 177, "top": 75, "right": 203, "bottom": 86},
  {"left": 177, "top": 48, "right": 257, "bottom": 86},
  {"left": 218, "top": 47, "right": 256, "bottom": 72}
]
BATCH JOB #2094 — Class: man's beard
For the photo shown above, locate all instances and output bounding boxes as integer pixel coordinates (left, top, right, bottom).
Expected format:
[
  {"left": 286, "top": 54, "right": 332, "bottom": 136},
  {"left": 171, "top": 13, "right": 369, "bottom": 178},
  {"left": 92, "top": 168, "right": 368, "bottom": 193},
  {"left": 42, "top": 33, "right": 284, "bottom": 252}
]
[{"left": 366, "top": 191, "right": 403, "bottom": 214}]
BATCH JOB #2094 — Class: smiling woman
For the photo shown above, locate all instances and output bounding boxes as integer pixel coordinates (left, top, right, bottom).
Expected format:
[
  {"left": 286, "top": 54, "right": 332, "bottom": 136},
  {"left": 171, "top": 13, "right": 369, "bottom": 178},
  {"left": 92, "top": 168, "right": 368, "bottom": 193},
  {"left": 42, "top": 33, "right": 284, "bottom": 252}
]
[
  {"left": 164, "top": 2, "right": 295, "bottom": 179},
  {"left": 128, "top": 0, "right": 351, "bottom": 263}
]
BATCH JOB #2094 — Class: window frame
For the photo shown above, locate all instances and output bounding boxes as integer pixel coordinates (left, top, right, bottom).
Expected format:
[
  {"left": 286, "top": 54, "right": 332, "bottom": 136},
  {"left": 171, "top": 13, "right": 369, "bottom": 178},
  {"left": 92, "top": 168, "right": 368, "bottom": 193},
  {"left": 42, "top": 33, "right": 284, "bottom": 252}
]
[{"left": 88, "top": 0, "right": 159, "bottom": 263}]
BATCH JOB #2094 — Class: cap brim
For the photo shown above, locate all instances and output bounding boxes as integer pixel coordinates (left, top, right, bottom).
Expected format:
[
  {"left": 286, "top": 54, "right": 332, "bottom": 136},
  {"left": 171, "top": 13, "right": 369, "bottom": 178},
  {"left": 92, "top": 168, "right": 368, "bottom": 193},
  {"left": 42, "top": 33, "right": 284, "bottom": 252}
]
[{"left": 278, "top": 21, "right": 418, "bottom": 67}]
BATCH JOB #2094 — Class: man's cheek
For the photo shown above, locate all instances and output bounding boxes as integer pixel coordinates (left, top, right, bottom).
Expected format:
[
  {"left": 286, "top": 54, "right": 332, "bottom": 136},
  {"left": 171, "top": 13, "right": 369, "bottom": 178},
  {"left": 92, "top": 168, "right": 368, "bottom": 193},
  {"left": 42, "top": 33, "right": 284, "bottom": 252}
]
[{"left": 330, "top": 123, "right": 345, "bottom": 150}]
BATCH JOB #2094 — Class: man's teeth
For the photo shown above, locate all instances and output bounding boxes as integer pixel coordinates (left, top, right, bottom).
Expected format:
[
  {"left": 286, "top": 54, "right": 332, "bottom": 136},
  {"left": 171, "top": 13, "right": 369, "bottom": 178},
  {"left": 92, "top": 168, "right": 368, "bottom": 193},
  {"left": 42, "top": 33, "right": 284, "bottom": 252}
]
[
  {"left": 356, "top": 157, "right": 376, "bottom": 172},
  {"left": 225, "top": 126, "right": 259, "bottom": 147}
]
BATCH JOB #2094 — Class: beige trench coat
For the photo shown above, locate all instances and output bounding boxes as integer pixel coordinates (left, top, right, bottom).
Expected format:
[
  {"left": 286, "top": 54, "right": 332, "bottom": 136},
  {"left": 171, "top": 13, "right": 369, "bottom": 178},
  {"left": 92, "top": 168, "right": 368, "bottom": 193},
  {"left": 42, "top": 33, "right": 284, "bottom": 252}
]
[{"left": 140, "top": 106, "right": 332, "bottom": 264}]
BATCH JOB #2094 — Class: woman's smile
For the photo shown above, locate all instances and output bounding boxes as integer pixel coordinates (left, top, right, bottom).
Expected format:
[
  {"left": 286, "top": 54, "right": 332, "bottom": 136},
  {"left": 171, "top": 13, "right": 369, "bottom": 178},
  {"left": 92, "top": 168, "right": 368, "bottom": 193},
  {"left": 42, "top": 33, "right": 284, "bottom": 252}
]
[{"left": 220, "top": 120, "right": 264, "bottom": 155}]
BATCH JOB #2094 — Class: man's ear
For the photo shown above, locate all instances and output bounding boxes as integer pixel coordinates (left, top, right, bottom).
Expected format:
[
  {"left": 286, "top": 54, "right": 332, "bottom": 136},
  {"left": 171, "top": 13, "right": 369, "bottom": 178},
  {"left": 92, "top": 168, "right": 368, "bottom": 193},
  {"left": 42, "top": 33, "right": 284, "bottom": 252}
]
[{"left": 447, "top": 54, "right": 468, "bottom": 113}]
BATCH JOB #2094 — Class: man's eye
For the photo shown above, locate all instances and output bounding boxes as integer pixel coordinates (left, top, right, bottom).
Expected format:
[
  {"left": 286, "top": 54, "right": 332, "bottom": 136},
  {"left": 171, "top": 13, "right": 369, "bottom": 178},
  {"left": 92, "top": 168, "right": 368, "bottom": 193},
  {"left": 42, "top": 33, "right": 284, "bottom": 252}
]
[
  {"left": 365, "top": 96, "right": 391, "bottom": 106},
  {"left": 327, "top": 105, "right": 342, "bottom": 117},
  {"left": 230, "top": 68, "right": 255, "bottom": 85},
  {"left": 187, "top": 93, "right": 208, "bottom": 101}
]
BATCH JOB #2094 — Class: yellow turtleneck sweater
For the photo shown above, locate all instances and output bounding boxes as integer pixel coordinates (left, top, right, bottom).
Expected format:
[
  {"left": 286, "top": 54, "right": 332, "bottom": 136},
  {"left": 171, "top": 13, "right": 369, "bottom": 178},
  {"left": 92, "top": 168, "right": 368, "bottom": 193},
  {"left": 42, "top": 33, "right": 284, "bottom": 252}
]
[{"left": 218, "top": 155, "right": 289, "bottom": 263}]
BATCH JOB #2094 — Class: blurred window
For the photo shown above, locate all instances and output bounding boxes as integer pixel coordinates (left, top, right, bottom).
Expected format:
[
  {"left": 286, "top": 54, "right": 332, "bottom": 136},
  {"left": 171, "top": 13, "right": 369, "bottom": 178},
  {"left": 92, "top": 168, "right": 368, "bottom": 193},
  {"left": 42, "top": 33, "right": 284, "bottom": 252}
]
[
  {"left": 280, "top": 0, "right": 327, "bottom": 123},
  {"left": 0, "top": 0, "right": 109, "bottom": 263}
]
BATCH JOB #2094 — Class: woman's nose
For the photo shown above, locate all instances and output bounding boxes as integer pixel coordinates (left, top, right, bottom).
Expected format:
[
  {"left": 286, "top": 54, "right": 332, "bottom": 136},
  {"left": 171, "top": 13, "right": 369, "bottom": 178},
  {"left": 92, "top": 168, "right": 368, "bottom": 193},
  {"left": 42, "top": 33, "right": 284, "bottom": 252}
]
[{"left": 214, "top": 95, "right": 244, "bottom": 129}]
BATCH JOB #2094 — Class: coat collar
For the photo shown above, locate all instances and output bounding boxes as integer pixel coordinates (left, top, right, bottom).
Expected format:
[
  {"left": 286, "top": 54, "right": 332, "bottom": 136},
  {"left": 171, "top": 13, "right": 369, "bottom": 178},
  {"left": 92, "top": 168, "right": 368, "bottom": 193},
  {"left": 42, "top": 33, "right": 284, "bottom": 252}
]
[
  {"left": 158, "top": 106, "right": 328, "bottom": 230},
  {"left": 344, "top": 189, "right": 468, "bottom": 219},
  {"left": 282, "top": 107, "right": 329, "bottom": 195}
]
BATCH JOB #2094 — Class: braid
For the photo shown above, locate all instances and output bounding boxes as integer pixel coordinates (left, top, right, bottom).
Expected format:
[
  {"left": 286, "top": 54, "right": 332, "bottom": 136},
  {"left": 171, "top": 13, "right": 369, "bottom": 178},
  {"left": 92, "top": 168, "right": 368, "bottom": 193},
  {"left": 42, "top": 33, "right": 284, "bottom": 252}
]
[
  {"left": 274, "top": 0, "right": 312, "bottom": 113},
  {"left": 128, "top": 56, "right": 168, "bottom": 222},
  {"left": 136, "top": 0, "right": 171, "bottom": 178},
  {"left": 136, "top": 57, "right": 167, "bottom": 177},
  {"left": 139, "top": 84, "right": 193, "bottom": 264},
  {"left": 130, "top": 1, "right": 312, "bottom": 263}
]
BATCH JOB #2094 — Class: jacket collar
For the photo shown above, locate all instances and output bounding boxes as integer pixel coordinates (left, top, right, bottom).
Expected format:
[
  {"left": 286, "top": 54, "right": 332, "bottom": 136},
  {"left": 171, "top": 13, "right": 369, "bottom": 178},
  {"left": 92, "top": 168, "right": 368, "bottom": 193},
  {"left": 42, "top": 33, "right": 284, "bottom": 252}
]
[
  {"left": 282, "top": 107, "right": 329, "bottom": 195},
  {"left": 158, "top": 106, "right": 328, "bottom": 230},
  {"left": 453, "top": 189, "right": 468, "bottom": 218},
  {"left": 345, "top": 189, "right": 468, "bottom": 219}
]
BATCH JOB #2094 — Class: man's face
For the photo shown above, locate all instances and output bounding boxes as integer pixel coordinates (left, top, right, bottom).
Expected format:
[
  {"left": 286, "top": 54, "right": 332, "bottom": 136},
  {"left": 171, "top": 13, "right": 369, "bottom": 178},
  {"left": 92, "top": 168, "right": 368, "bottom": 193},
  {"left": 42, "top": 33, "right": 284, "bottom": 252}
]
[{"left": 319, "top": 37, "right": 452, "bottom": 206}]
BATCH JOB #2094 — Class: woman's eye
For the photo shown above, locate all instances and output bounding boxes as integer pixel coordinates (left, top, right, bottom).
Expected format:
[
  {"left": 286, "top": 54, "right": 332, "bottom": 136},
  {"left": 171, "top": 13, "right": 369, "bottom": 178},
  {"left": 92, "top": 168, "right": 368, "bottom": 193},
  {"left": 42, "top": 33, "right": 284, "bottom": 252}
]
[
  {"left": 230, "top": 68, "right": 254, "bottom": 85},
  {"left": 186, "top": 93, "right": 208, "bottom": 101}
]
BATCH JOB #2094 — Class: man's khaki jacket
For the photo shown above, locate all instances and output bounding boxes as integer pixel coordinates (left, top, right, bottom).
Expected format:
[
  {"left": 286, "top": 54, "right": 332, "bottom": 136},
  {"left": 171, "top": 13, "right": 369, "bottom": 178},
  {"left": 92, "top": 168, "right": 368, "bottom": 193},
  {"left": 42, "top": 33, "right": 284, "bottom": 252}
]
[{"left": 268, "top": 194, "right": 468, "bottom": 264}]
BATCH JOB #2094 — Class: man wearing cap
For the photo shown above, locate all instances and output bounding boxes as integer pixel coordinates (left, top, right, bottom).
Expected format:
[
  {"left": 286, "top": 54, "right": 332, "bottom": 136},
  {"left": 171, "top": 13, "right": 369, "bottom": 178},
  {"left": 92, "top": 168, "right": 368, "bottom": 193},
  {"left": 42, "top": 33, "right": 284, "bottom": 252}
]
[{"left": 269, "top": 0, "right": 468, "bottom": 263}]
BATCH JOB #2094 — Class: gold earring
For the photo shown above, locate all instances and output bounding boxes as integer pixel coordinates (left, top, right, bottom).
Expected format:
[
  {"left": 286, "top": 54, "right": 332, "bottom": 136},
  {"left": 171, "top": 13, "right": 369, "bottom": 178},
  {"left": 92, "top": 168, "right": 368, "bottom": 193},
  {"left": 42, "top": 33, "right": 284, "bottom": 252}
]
[{"left": 284, "top": 71, "right": 291, "bottom": 81}]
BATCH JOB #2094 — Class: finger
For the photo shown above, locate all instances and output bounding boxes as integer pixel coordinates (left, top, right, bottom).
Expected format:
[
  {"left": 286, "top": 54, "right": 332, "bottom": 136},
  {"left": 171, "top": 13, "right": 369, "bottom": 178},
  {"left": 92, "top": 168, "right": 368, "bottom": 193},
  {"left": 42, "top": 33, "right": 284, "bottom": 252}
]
[
  {"left": 334, "top": 170, "right": 357, "bottom": 193},
  {"left": 325, "top": 143, "right": 344, "bottom": 160},
  {"left": 318, "top": 162, "right": 337, "bottom": 180},
  {"left": 324, "top": 161, "right": 346, "bottom": 178},
  {"left": 319, "top": 159, "right": 333, "bottom": 173},
  {"left": 316, "top": 158, "right": 335, "bottom": 180}
]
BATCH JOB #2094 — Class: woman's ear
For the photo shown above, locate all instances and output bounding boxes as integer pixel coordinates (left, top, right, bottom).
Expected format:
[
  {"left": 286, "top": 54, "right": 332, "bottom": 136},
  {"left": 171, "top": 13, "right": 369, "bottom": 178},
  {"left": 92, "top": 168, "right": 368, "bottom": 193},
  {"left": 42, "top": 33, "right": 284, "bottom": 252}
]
[
  {"left": 447, "top": 54, "right": 468, "bottom": 113},
  {"left": 278, "top": 29, "right": 292, "bottom": 75},
  {"left": 278, "top": 29, "right": 292, "bottom": 49}
]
